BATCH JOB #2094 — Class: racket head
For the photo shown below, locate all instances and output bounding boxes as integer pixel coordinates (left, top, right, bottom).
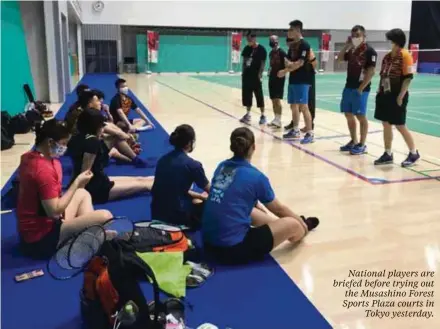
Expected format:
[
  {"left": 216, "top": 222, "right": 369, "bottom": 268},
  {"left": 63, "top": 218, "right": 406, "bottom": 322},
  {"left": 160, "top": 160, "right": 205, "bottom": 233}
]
[
  {"left": 103, "top": 216, "right": 135, "bottom": 241},
  {"left": 47, "top": 237, "right": 81, "bottom": 280},
  {"left": 67, "top": 225, "right": 106, "bottom": 269}
]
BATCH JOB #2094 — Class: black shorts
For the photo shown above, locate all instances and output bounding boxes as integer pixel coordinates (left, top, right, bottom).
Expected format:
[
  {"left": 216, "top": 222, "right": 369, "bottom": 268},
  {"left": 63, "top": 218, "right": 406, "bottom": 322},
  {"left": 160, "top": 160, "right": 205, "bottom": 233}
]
[
  {"left": 165, "top": 201, "right": 205, "bottom": 230},
  {"left": 242, "top": 76, "right": 264, "bottom": 108},
  {"left": 268, "top": 77, "right": 285, "bottom": 99},
  {"left": 86, "top": 175, "right": 115, "bottom": 204},
  {"left": 20, "top": 220, "right": 62, "bottom": 259},
  {"left": 205, "top": 224, "right": 274, "bottom": 265},
  {"left": 374, "top": 92, "right": 409, "bottom": 125}
]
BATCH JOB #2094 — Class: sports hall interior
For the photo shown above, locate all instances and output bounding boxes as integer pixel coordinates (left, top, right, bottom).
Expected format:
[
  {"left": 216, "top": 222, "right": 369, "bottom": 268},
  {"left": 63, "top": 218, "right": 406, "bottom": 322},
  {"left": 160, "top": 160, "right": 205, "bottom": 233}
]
[{"left": 1, "top": 1, "right": 439, "bottom": 329}]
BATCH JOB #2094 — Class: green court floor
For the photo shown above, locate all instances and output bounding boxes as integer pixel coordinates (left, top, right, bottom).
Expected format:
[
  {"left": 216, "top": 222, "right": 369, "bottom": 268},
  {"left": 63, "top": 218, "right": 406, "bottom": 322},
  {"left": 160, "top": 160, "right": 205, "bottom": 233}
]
[{"left": 195, "top": 73, "right": 440, "bottom": 137}]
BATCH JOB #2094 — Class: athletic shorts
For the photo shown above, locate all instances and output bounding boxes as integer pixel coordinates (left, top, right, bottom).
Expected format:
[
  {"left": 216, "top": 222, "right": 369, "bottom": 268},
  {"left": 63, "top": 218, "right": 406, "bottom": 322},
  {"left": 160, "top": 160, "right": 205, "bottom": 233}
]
[
  {"left": 163, "top": 202, "right": 205, "bottom": 231},
  {"left": 268, "top": 77, "right": 285, "bottom": 99},
  {"left": 20, "top": 220, "right": 62, "bottom": 259},
  {"left": 204, "top": 224, "right": 274, "bottom": 265},
  {"left": 86, "top": 175, "right": 115, "bottom": 204},
  {"left": 288, "top": 84, "right": 310, "bottom": 105},
  {"left": 242, "top": 76, "right": 264, "bottom": 108},
  {"left": 374, "top": 92, "right": 409, "bottom": 125},
  {"left": 340, "top": 88, "right": 369, "bottom": 115}
]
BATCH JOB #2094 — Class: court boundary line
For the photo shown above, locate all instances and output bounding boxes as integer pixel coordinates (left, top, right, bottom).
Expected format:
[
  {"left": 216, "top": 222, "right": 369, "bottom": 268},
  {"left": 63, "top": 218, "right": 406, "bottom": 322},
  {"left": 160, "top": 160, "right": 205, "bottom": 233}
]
[{"left": 156, "top": 80, "right": 440, "bottom": 185}]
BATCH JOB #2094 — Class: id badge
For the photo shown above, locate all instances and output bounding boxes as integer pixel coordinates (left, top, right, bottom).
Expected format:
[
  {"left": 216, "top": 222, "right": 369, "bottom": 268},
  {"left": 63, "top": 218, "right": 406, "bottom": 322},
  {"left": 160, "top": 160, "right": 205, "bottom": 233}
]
[
  {"left": 382, "top": 78, "right": 391, "bottom": 92},
  {"left": 359, "top": 71, "right": 364, "bottom": 82},
  {"left": 245, "top": 58, "right": 252, "bottom": 67}
]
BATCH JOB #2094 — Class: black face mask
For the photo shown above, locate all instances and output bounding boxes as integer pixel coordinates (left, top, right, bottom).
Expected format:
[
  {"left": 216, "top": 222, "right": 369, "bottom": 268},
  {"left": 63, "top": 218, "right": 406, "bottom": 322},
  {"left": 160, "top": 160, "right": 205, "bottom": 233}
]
[{"left": 269, "top": 41, "right": 277, "bottom": 48}]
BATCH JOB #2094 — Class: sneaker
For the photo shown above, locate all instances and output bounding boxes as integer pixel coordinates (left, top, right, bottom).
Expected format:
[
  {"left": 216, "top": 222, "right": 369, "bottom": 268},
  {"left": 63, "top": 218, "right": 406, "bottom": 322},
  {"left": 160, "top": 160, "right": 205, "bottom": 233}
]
[
  {"left": 259, "top": 115, "right": 267, "bottom": 125},
  {"left": 350, "top": 144, "right": 367, "bottom": 155},
  {"left": 374, "top": 152, "right": 394, "bottom": 165},
  {"left": 300, "top": 133, "right": 314, "bottom": 144},
  {"left": 340, "top": 141, "right": 355, "bottom": 152},
  {"left": 284, "top": 121, "right": 294, "bottom": 130},
  {"left": 268, "top": 118, "right": 282, "bottom": 128},
  {"left": 401, "top": 151, "right": 420, "bottom": 167},
  {"left": 239, "top": 114, "right": 251, "bottom": 124},
  {"left": 301, "top": 216, "right": 320, "bottom": 231},
  {"left": 283, "top": 129, "right": 301, "bottom": 140}
]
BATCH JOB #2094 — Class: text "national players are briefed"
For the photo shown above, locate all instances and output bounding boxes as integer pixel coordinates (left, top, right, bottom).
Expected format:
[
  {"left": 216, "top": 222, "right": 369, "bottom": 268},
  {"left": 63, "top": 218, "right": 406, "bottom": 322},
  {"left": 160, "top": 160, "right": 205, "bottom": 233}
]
[{"left": 334, "top": 270, "right": 435, "bottom": 319}]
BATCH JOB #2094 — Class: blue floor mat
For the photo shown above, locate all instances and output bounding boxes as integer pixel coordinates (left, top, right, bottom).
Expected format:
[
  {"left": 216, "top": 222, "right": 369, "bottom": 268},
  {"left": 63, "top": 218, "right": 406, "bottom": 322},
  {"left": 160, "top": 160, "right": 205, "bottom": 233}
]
[{"left": 1, "top": 74, "right": 331, "bottom": 329}]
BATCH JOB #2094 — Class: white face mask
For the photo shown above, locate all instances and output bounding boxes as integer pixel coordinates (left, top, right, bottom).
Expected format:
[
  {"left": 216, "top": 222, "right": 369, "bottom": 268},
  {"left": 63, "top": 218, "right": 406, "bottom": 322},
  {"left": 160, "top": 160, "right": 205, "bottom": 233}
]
[
  {"left": 119, "top": 87, "right": 129, "bottom": 95},
  {"left": 51, "top": 142, "right": 67, "bottom": 158},
  {"left": 352, "top": 37, "right": 363, "bottom": 48}
]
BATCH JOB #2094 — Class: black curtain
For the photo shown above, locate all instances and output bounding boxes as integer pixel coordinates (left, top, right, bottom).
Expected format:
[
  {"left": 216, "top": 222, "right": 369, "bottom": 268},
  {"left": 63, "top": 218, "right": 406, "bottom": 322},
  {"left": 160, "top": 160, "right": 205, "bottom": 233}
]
[{"left": 409, "top": 1, "right": 440, "bottom": 62}]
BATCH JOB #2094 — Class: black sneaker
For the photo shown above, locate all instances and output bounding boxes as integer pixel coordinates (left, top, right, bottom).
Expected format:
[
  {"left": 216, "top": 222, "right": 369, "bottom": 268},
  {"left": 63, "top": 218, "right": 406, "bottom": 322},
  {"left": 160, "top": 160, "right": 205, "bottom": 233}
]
[
  {"left": 284, "top": 121, "right": 293, "bottom": 130},
  {"left": 401, "top": 151, "right": 420, "bottom": 167},
  {"left": 374, "top": 152, "right": 394, "bottom": 165},
  {"left": 301, "top": 216, "right": 319, "bottom": 231}
]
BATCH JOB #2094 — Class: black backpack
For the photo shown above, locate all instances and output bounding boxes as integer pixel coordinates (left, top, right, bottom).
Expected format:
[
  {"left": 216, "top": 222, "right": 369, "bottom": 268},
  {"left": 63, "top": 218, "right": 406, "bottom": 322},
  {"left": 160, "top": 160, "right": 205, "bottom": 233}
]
[
  {"left": 1, "top": 111, "right": 15, "bottom": 150},
  {"left": 9, "top": 110, "right": 43, "bottom": 134},
  {"left": 80, "top": 240, "right": 164, "bottom": 329}
]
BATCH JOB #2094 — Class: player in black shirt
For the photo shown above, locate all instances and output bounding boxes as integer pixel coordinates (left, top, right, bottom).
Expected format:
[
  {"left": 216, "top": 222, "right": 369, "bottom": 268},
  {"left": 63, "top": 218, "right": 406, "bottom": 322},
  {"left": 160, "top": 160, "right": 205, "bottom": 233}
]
[
  {"left": 68, "top": 109, "right": 154, "bottom": 204},
  {"left": 240, "top": 31, "right": 267, "bottom": 125},
  {"left": 278, "top": 20, "right": 314, "bottom": 144},
  {"left": 109, "top": 78, "right": 154, "bottom": 133},
  {"left": 338, "top": 25, "right": 377, "bottom": 155},
  {"left": 284, "top": 40, "right": 317, "bottom": 132},
  {"left": 267, "top": 35, "right": 287, "bottom": 128}
]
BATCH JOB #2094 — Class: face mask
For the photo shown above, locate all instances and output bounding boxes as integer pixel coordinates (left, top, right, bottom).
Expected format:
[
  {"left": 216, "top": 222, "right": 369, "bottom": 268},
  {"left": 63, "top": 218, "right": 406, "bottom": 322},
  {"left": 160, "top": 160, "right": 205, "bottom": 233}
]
[
  {"left": 352, "top": 37, "right": 363, "bottom": 48},
  {"left": 120, "top": 87, "right": 129, "bottom": 95},
  {"left": 51, "top": 142, "right": 67, "bottom": 158},
  {"left": 269, "top": 41, "right": 277, "bottom": 48}
]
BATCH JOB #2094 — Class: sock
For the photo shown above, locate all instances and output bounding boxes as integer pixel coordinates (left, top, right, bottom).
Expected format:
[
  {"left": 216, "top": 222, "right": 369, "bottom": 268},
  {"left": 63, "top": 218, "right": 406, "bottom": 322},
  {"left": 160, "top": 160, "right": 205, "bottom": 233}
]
[
  {"left": 307, "top": 130, "right": 314, "bottom": 136},
  {"left": 410, "top": 149, "right": 417, "bottom": 155},
  {"left": 260, "top": 108, "right": 265, "bottom": 116},
  {"left": 246, "top": 108, "right": 251, "bottom": 115},
  {"left": 385, "top": 149, "right": 392, "bottom": 156},
  {"left": 275, "top": 114, "right": 281, "bottom": 121},
  {"left": 301, "top": 216, "right": 319, "bottom": 231},
  {"left": 293, "top": 125, "right": 299, "bottom": 132}
]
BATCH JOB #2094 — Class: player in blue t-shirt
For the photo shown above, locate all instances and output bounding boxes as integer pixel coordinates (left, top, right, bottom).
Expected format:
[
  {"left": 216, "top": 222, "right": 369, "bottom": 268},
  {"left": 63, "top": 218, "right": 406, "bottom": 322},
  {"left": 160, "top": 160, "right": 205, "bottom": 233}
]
[
  {"left": 151, "top": 124, "right": 210, "bottom": 229},
  {"left": 202, "top": 127, "right": 319, "bottom": 264}
]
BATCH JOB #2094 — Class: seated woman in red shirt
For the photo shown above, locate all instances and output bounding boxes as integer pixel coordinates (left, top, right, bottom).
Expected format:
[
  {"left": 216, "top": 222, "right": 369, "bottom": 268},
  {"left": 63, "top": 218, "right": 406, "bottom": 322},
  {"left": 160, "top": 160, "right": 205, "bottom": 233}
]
[{"left": 17, "top": 119, "right": 113, "bottom": 259}]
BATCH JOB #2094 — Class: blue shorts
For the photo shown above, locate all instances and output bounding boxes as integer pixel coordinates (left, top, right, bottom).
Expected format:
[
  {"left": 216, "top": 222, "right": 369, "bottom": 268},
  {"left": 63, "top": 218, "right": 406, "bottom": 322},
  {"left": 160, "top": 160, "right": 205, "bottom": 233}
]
[
  {"left": 287, "top": 84, "right": 310, "bottom": 105},
  {"left": 340, "top": 88, "right": 369, "bottom": 115}
]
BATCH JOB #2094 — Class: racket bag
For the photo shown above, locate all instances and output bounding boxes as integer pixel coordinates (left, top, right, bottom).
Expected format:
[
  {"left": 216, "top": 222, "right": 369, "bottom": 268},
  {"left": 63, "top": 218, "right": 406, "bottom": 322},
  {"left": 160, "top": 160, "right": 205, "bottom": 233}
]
[
  {"left": 131, "top": 224, "right": 190, "bottom": 253},
  {"left": 80, "top": 240, "right": 164, "bottom": 329}
]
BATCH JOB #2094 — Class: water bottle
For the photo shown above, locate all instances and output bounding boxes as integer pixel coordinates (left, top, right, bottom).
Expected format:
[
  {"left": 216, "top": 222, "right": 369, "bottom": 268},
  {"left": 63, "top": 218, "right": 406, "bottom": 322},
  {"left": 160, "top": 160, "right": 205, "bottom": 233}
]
[{"left": 119, "top": 301, "right": 138, "bottom": 327}]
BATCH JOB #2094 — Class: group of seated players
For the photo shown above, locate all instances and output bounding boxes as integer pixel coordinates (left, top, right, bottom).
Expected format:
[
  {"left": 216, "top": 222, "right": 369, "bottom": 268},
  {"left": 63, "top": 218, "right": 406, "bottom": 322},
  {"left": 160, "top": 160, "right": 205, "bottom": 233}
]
[{"left": 16, "top": 78, "right": 319, "bottom": 265}]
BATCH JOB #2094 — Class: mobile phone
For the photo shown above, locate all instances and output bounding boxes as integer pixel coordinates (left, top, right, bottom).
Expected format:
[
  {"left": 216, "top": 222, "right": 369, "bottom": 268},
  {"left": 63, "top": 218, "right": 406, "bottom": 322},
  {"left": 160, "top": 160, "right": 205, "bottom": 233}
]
[{"left": 15, "top": 269, "right": 44, "bottom": 282}]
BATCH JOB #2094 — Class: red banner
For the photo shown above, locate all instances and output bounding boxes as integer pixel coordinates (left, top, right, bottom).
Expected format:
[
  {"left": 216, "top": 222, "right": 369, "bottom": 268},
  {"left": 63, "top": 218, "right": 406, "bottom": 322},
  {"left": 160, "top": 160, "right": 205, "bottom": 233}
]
[
  {"left": 147, "top": 31, "right": 159, "bottom": 63},
  {"left": 231, "top": 32, "right": 242, "bottom": 64},
  {"left": 321, "top": 33, "right": 331, "bottom": 62},
  {"left": 321, "top": 33, "right": 331, "bottom": 51},
  {"left": 409, "top": 44, "right": 419, "bottom": 73}
]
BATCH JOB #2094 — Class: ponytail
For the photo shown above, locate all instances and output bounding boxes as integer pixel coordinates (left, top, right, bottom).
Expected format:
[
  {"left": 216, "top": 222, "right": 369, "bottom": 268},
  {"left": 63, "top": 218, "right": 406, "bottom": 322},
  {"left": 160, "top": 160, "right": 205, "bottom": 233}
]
[
  {"left": 230, "top": 127, "right": 255, "bottom": 158},
  {"left": 35, "top": 119, "right": 70, "bottom": 145},
  {"left": 169, "top": 124, "right": 195, "bottom": 149}
]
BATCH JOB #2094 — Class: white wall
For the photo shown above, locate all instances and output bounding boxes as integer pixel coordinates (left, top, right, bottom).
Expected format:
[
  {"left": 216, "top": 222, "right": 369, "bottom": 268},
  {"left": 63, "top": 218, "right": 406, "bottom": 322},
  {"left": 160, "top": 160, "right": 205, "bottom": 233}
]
[
  {"left": 81, "top": 0, "right": 412, "bottom": 31},
  {"left": 43, "top": 1, "right": 82, "bottom": 103},
  {"left": 19, "top": 1, "right": 49, "bottom": 102}
]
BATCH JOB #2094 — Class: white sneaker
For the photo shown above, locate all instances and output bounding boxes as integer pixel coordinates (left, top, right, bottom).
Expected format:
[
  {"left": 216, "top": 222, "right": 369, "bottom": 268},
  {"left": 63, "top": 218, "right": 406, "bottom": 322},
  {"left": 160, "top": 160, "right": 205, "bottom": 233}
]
[{"left": 268, "top": 118, "right": 282, "bottom": 128}]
